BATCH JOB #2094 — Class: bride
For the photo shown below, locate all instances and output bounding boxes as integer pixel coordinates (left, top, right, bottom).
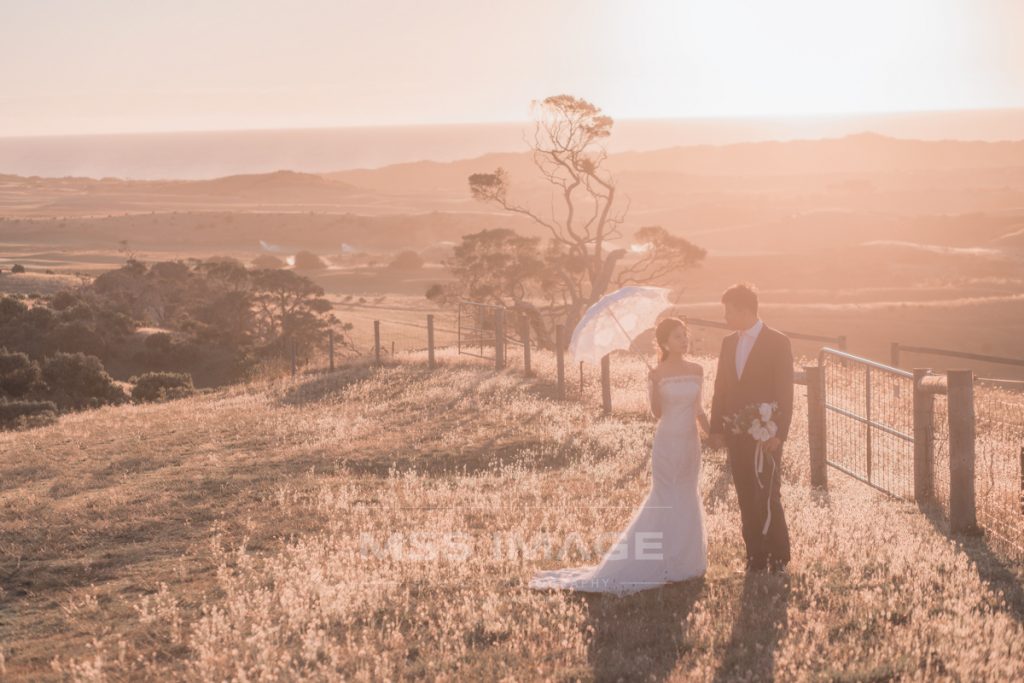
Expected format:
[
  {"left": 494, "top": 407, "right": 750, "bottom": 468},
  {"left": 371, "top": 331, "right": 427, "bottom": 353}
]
[{"left": 529, "top": 317, "right": 709, "bottom": 596}]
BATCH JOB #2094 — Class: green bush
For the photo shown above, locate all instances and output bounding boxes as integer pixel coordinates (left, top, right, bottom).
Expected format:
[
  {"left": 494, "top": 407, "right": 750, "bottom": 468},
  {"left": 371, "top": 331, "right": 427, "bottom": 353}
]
[
  {"left": 41, "top": 352, "right": 127, "bottom": 410},
  {"left": 388, "top": 250, "right": 424, "bottom": 270},
  {"left": 292, "top": 250, "right": 327, "bottom": 270},
  {"left": 0, "top": 347, "right": 41, "bottom": 398},
  {"left": 144, "top": 332, "right": 173, "bottom": 352},
  {"left": 0, "top": 399, "right": 58, "bottom": 430},
  {"left": 130, "top": 371, "right": 194, "bottom": 403},
  {"left": 11, "top": 264, "right": 25, "bottom": 274},
  {"left": 50, "top": 290, "right": 79, "bottom": 311}
]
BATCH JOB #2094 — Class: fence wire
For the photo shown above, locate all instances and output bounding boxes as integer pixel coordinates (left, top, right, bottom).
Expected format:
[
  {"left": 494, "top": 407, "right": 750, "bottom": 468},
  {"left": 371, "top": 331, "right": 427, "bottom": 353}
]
[
  {"left": 972, "top": 383, "right": 1024, "bottom": 557},
  {"left": 932, "top": 392, "right": 952, "bottom": 518}
]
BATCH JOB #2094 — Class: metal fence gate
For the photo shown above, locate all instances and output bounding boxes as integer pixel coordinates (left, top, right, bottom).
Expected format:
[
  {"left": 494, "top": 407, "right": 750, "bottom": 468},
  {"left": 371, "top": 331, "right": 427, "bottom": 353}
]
[
  {"left": 457, "top": 300, "right": 504, "bottom": 361},
  {"left": 820, "top": 348, "right": 916, "bottom": 500}
]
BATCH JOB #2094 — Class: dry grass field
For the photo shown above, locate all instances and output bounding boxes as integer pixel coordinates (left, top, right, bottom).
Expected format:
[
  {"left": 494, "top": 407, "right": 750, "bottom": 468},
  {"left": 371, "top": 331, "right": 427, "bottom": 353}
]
[
  {"left": 2, "top": 349, "right": 1022, "bottom": 681},
  {"left": 0, "top": 271, "right": 85, "bottom": 297}
]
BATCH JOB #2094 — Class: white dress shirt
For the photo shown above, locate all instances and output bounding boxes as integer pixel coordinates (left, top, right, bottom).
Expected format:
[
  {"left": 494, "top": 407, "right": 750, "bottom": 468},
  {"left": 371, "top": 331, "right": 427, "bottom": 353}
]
[{"left": 735, "top": 318, "right": 764, "bottom": 380}]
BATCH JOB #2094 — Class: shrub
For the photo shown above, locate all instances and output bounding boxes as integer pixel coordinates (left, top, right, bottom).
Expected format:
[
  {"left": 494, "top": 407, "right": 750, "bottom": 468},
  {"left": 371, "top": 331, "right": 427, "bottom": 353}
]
[
  {"left": 51, "top": 290, "right": 79, "bottom": 311},
  {"left": 130, "top": 371, "right": 194, "bottom": 403},
  {"left": 293, "top": 251, "right": 327, "bottom": 270},
  {"left": 252, "top": 254, "right": 286, "bottom": 269},
  {"left": 0, "top": 399, "right": 58, "bottom": 430},
  {"left": 51, "top": 320, "right": 106, "bottom": 357},
  {"left": 0, "top": 347, "right": 41, "bottom": 398},
  {"left": 0, "top": 295, "right": 28, "bottom": 324},
  {"left": 11, "top": 264, "right": 25, "bottom": 273},
  {"left": 388, "top": 250, "right": 424, "bottom": 270},
  {"left": 41, "top": 352, "right": 127, "bottom": 410},
  {"left": 425, "top": 283, "right": 455, "bottom": 304},
  {"left": 144, "top": 332, "right": 173, "bottom": 352}
]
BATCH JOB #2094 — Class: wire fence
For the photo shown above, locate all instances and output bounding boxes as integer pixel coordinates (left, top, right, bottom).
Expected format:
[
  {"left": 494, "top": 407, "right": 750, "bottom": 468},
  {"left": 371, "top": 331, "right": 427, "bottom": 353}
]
[
  {"left": 819, "top": 348, "right": 1024, "bottom": 559},
  {"left": 314, "top": 301, "right": 1024, "bottom": 560},
  {"left": 960, "top": 384, "right": 1024, "bottom": 556}
]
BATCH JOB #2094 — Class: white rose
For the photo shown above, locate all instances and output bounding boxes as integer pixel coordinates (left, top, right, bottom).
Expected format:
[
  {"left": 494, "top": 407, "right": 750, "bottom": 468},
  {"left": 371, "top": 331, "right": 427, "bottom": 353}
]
[
  {"left": 759, "top": 403, "right": 773, "bottom": 422},
  {"left": 766, "top": 421, "right": 778, "bottom": 437}
]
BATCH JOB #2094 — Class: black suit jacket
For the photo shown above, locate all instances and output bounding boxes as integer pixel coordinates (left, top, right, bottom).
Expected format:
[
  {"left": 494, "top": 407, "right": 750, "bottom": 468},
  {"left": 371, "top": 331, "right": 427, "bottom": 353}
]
[{"left": 709, "top": 324, "right": 795, "bottom": 442}]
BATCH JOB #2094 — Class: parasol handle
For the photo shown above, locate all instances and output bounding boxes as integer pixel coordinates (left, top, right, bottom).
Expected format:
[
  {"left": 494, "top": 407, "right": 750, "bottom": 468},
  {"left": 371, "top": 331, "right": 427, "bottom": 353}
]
[{"left": 606, "top": 308, "right": 654, "bottom": 370}]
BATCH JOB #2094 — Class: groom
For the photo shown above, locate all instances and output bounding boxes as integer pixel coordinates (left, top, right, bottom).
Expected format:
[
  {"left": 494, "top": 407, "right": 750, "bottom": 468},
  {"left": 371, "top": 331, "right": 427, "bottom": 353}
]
[{"left": 708, "top": 283, "right": 794, "bottom": 573}]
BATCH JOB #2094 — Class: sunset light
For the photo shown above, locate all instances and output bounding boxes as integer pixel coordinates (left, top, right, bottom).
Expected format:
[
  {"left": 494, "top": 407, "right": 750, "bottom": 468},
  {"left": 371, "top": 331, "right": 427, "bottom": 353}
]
[
  {"left": 1, "top": 1, "right": 1022, "bottom": 136},
  {"left": 2, "top": 2, "right": 1023, "bottom": 681}
]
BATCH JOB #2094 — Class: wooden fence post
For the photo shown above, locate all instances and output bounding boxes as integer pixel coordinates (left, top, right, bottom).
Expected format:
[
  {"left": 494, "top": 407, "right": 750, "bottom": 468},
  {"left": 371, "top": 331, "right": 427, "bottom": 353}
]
[
  {"left": 1019, "top": 446, "right": 1023, "bottom": 515},
  {"left": 837, "top": 335, "right": 847, "bottom": 352},
  {"left": 290, "top": 339, "right": 297, "bottom": 378},
  {"left": 556, "top": 325, "right": 565, "bottom": 400},
  {"left": 427, "top": 314, "right": 435, "bottom": 369},
  {"left": 328, "top": 329, "right": 335, "bottom": 372},
  {"left": 601, "top": 354, "right": 612, "bottom": 415},
  {"left": 912, "top": 369, "right": 935, "bottom": 504},
  {"left": 890, "top": 342, "right": 901, "bottom": 368},
  {"left": 804, "top": 365, "right": 828, "bottom": 489},
  {"left": 374, "top": 320, "right": 381, "bottom": 365},
  {"left": 947, "top": 369, "right": 979, "bottom": 534},
  {"left": 495, "top": 308, "right": 505, "bottom": 371},
  {"left": 521, "top": 316, "right": 532, "bottom": 376}
]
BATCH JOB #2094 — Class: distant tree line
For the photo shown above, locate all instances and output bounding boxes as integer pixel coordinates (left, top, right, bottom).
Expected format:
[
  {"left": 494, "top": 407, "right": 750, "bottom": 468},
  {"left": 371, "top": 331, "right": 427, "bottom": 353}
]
[{"left": 0, "top": 257, "right": 349, "bottom": 430}]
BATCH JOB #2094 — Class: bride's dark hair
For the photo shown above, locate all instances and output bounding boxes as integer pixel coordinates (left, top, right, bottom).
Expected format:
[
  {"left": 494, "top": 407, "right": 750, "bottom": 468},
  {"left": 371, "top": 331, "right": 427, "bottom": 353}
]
[{"left": 654, "top": 317, "right": 688, "bottom": 361}]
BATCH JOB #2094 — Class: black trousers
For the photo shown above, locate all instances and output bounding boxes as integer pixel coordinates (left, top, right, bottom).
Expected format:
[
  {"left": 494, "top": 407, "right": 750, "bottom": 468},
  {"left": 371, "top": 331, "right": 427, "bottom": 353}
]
[{"left": 727, "top": 437, "right": 790, "bottom": 569}]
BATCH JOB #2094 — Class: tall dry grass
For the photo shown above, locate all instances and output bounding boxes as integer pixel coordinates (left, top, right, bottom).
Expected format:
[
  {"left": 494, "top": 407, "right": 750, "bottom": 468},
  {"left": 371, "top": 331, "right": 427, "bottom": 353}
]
[{"left": 1, "top": 349, "right": 1022, "bottom": 680}]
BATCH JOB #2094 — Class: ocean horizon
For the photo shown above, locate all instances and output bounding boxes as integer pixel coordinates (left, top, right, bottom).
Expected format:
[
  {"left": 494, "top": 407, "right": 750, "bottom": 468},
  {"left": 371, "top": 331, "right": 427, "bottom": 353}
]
[{"left": 2, "top": 108, "right": 1022, "bottom": 181}]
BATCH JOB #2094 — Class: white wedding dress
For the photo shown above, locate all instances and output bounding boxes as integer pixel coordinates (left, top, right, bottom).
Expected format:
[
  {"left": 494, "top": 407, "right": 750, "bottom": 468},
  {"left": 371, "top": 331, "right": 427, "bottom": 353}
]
[{"left": 529, "top": 374, "right": 708, "bottom": 596}]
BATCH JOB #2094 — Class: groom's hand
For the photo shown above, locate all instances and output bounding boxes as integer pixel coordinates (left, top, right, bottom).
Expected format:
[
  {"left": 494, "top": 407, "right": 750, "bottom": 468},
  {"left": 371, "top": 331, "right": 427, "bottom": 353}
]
[
  {"left": 707, "top": 433, "right": 725, "bottom": 450},
  {"left": 765, "top": 436, "right": 783, "bottom": 453}
]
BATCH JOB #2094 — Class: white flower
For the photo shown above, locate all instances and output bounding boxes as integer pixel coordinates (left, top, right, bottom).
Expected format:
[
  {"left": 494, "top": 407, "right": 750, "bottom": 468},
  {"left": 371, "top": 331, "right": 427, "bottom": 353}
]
[
  {"left": 766, "top": 420, "right": 778, "bottom": 437},
  {"left": 759, "top": 403, "right": 773, "bottom": 422},
  {"left": 748, "top": 424, "right": 769, "bottom": 441}
]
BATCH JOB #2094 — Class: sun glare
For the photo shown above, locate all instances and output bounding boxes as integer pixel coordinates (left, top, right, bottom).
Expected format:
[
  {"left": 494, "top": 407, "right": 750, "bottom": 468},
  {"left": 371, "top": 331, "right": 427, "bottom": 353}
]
[{"left": 613, "top": 0, "right": 972, "bottom": 118}]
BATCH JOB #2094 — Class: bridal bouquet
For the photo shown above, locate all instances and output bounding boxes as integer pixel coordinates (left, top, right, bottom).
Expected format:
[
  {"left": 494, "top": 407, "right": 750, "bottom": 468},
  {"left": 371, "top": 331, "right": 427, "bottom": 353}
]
[
  {"left": 725, "top": 401, "right": 779, "bottom": 535},
  {"left": 725, "top": 401, "right": 779, "bottom": 444}
]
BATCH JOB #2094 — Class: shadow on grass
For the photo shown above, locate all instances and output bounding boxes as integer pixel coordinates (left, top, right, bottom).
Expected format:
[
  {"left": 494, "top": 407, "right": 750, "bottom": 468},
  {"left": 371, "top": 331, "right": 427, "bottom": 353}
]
[
  {"left": 920, "top": 503, "right": 1024, "bottom": 627},
  {"left": 336, "top": 412, "right": 624, "bottom": 479},
  {"left": 277, "top": 362, "right": 379, "bottom": 406},
  {"left": 578, "top": 576, "right": 707, "bottom": 682},
  {"left": 712, "top": 572, "right": 791, "bottom": 683}
]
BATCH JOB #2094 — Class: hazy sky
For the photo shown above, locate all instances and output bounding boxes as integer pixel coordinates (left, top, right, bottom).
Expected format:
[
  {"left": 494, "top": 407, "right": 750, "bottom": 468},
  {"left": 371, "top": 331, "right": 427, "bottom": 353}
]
[{"left": 2, "top": 0, "right": 1023, "bottom": 137}]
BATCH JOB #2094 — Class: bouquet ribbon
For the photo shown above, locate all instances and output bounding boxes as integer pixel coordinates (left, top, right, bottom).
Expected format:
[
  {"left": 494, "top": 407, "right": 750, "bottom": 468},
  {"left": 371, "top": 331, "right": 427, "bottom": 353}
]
[{"left": 754, "top": 439, "right": 772, "bottom": 536}]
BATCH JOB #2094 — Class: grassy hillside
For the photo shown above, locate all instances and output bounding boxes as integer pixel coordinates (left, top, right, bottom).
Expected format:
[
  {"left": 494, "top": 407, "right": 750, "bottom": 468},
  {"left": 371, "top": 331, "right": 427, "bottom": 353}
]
[{"left": 1, "top": 350, "right": 1022, "bottom": 680}]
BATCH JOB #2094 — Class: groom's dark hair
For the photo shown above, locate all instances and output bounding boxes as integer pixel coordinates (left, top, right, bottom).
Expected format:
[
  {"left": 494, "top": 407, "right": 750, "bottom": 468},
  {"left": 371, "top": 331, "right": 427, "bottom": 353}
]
[{"left": 721, "top": 283, "right": 758, "bottom": 313}]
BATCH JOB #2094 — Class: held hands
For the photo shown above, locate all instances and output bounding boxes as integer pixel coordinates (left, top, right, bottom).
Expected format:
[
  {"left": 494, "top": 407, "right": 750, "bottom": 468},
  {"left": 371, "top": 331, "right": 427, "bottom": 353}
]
[{"left": 764, "top": 436, "right": 783, "bottom": 453}]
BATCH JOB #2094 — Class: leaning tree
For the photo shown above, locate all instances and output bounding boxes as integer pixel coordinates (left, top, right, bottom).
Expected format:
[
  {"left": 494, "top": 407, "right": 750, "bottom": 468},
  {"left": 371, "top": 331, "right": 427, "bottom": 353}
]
[{"left": 468, "top": 95, "right": 705, "bottom": 347}]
